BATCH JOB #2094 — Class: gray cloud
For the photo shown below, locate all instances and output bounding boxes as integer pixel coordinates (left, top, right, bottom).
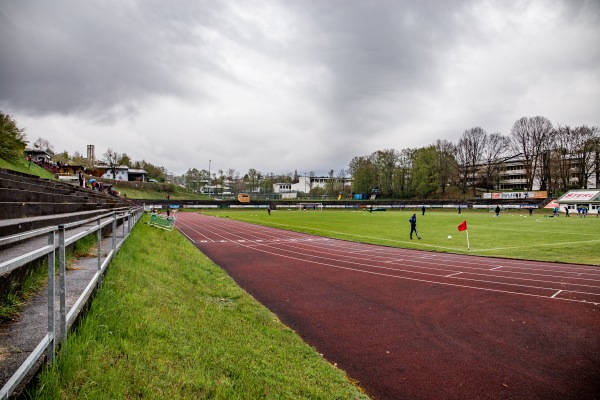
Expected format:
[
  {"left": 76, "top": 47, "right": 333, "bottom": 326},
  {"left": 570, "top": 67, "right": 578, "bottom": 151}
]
[{"left": 1, "top": 0, "right": 599, "bottom": 176}]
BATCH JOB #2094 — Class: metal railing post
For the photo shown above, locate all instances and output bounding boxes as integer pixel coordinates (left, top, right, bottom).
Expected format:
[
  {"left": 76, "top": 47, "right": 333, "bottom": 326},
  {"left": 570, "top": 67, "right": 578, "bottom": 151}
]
[
  {"left": 127, "top": 210, "right": 131, "bottom": 235},
  {"left": 112, "top": 212, "right": 117, "bottom": 252},
  {"left": 97, "top": 217, "right": 102, "bottom": 287},
  {"left": 121, "top": 213, "right": 125, "bottom": 239},
  {"left": 47, "top": 230, "right": 55, "bottom": 363},
  {"left": 58, "top": 225, "right": 67, "bottom": 344}
]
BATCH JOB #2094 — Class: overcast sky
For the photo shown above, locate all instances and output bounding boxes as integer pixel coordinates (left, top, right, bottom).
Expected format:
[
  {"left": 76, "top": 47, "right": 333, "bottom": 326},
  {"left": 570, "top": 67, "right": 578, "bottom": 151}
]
[{"left": 1, "top": 0, "right": 599, "bottom": 177}]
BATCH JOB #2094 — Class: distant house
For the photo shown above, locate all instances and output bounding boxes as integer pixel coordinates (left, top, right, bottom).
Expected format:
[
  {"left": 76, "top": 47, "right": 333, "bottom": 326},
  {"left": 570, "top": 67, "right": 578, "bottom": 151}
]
[
  {"left": 58, "top": 164, "right": 86, "bottom": 176},
  {"left": 291, "top": 176, "right": 352, "bottom": 193},
  {"left": 93, "top": 165, "right": 148, "bottom": 182},
  {"left": 128, "top": 168, "right": 148, "bottom": 182},
  {"left": 24, "top": 149, "right": 52, "bottom": 164},
  {"left": 98, "top": 165, "right": 129, "bottom": 181}
]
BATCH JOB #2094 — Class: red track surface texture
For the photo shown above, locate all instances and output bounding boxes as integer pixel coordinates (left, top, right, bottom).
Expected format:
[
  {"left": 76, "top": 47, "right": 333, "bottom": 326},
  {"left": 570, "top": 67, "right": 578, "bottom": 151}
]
[{"left": 176, "top": 213, "right": 600, "bottom": 400}]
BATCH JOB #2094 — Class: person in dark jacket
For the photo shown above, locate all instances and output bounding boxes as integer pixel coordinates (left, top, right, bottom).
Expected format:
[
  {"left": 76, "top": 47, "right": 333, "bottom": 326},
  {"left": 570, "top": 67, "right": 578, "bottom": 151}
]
[{"left": 409, "top": 214, "right": 421, "bottom": 239}]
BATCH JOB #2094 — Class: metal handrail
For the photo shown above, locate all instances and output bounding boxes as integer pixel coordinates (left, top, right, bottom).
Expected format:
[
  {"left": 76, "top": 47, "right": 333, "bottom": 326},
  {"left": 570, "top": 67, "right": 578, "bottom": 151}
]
[{"left": 0, "top": 206, "right": 144, "bottom": 400}]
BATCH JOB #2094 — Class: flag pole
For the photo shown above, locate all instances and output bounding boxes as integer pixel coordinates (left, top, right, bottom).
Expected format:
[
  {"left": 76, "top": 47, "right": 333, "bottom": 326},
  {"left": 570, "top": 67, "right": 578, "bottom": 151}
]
[{"left": 466, "top": 229, "right": 470, "bottom": 251}]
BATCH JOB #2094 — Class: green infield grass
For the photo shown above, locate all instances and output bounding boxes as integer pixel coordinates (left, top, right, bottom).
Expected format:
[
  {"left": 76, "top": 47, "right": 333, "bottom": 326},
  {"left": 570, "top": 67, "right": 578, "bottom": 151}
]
[{"left": 200, "top": 207, "right": 600, "bottom": 266}]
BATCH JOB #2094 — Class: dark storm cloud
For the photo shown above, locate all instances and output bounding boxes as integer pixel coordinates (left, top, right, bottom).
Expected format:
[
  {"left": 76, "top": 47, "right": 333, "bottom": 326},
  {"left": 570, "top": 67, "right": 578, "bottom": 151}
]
[{"left": 0, "top": 1, "right": 224, "bottom": 119}]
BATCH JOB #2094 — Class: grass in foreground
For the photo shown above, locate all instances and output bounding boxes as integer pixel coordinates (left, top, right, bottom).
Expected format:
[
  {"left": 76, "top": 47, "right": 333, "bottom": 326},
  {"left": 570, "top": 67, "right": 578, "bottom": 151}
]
[
  {"left": 27, "top": 215, "right": 368, "bottom": 399},
  {"left": 200, "top": 208, "right": 600, "bottom": 266}
]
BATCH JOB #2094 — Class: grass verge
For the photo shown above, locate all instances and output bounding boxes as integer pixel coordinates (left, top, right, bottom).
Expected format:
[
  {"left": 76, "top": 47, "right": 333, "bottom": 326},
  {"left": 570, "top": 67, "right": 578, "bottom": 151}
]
[{"left": 26, "top": 216, "right": 368, "bottom": 399}]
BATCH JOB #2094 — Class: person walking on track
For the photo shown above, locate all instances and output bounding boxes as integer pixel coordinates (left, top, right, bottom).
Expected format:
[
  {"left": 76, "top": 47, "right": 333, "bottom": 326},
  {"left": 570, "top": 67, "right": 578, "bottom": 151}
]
[{"left": 409, "top": 213, "right": 421, "bottom": 240}]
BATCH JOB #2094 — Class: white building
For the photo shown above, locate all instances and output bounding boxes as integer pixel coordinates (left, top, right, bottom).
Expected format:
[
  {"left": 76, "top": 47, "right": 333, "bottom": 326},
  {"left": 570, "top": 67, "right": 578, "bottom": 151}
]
[
  {"left": 556, "top": 190, "right": 600, "bottom": 215},
  {"left": 99, "top": 165, "right": 129, "bottom": 180},
  {"left": 290, "top": 176, "right": 351, "bottom": 193}
]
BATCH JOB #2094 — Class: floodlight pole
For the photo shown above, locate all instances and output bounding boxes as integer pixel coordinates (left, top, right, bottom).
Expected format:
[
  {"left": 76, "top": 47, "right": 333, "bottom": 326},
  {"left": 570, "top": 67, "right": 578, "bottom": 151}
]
[
  {"left": 304, "top": 172, "right": 307, "bottom": 198},
  {"left": 208, "top": 159, "right": 211, "bottom": 195}
]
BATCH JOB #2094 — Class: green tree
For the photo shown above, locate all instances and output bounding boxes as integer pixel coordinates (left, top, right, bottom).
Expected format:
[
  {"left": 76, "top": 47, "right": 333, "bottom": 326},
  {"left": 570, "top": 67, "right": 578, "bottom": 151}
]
[
  {"left": 349, "top": 155, "right": 375, "bottom": 194},
  {"left": 374, "top": 149, "right": 399, "bottom": 197},
  {"left": 0, "top": 112, "right": 28, "bottom": 162},
  {"left": 52, "top": 150, "right": 70, "bottom": 165},
  {"left": 246, "top": 168, "right": 261, "bottom": 193},
  {"left": 118, "top": 153, "right": 132, "bottom": 167},
  {"left": 411, "top": 146, "right": 440, "bottom": 198}
]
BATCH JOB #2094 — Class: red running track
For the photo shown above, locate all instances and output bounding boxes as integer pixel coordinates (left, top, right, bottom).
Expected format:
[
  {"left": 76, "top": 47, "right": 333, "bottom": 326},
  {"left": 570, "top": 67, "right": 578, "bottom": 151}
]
[{"left": 176, "top": 213, "right": 600, "bottom": 400}]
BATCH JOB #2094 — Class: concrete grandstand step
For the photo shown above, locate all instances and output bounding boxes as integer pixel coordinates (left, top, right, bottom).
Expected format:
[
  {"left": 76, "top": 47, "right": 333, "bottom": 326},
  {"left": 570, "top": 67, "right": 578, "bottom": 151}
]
[
  {"left": 0, "top": 188, "right": 89, "bottom": 204},
  {"left": 0, "top": 202, "right": 123, "bottom": 221},
  {"left": 0, "top": 176, "right": 72, "bottom": 194}
]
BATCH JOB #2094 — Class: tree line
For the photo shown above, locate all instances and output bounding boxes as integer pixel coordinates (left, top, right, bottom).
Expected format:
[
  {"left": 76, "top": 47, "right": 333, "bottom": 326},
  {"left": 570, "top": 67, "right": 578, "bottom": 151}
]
[{"left": 350, "top": 116, "right": 599, "bottom": 198}]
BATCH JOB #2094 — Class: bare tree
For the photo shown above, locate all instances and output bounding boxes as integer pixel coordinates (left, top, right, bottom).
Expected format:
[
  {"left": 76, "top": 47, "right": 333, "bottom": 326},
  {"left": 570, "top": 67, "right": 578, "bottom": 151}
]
[
  {"left": 571, "top": 125, "right": 599, "bottom": 189},
  {"left": 454, "top": 138, "right": 470, "bottom": 193},
  {"left": 457, "top": 127, "right": 488, "bottom": 195},
  {"left": 510, "top": 116, "right": 553, "bottom": 191},
  {"left": 33, "top": 137, "right": 55, "bottom": 154},
  {"left": 103, "top": 148, "right": 121, "bottom": 179},
  {"left": 434, "top": 139, "right": 457, "bottom": 194},
  {"left": 549, "top": 124, "right": 572, "bottom": 192},
  {"left": 480, "top": 133, "right": 510, "bottom": 191}
]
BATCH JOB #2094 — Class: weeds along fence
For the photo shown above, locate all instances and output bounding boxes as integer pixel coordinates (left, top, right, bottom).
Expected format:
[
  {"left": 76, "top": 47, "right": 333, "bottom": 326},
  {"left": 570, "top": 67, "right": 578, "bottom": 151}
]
[{"left": 0, "top": 206, "right": 144, "bottom": 400}]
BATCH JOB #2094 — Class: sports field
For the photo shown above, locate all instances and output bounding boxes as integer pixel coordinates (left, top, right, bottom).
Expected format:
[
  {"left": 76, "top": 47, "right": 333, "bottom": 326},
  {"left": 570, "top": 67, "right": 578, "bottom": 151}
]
[{"left": 199, "top": 208, "right": 600, "bottom": 266}]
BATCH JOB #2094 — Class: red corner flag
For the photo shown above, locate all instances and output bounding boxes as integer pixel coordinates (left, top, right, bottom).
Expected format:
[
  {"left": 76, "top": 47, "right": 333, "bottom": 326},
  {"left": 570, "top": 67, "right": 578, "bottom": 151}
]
[{"left": 458, "top": 220, "right": 467, "bottom": 232}]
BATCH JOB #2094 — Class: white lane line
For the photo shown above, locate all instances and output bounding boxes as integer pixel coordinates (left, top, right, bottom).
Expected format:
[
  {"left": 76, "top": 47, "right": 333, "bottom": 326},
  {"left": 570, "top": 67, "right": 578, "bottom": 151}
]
[
  {"left": 490, "top": 266, "right": 503, "bottom": 271},
  {"left": 224, "top": 239, "right": 600, "bottom": 305},
  {"left": 551, "top": 290, "right": 563, "bottom": 299},
  {"left": 446, "top": 272, "right": 463, "bottom": 278}
]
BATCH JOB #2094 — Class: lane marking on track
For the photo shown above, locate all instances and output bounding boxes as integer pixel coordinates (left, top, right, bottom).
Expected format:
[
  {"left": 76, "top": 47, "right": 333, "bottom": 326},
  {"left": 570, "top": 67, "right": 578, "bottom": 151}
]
[
  {"left": 177, "top": 228, "right": 196, "bottom": 243},
  {"left": 208, "top": 238, "right": 600, "bottom": 305},
  {"left": 446, "top": 272, "right": 463, "bottom": 277},
  {"left": 491, "top": 266, "right": 503, "bottom": 270},
  {"left": 180, "top": 215, "right": 600, "bottom": 304}
]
